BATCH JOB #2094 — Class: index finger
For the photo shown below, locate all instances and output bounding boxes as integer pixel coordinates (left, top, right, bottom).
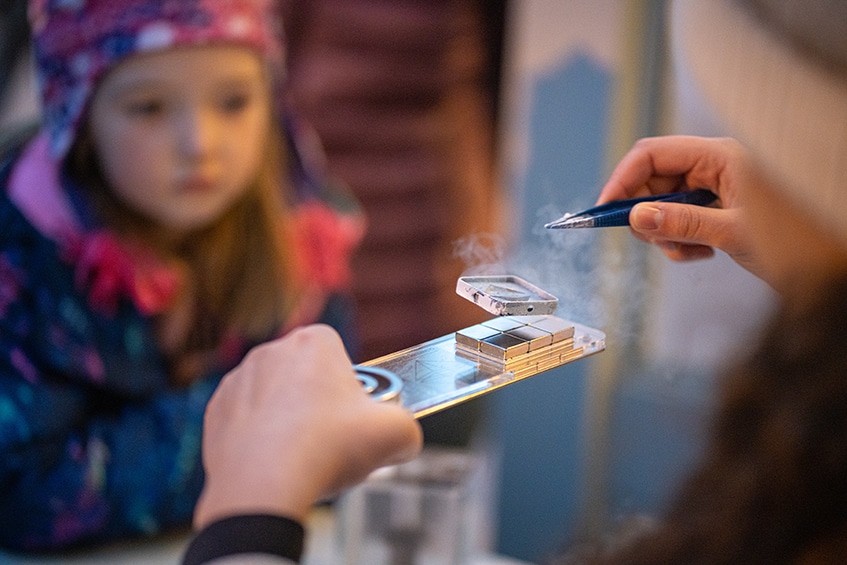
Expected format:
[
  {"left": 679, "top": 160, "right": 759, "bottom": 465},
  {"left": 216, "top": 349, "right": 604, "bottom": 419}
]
[{"left": 596, "top": 135, "right": 727, "bottom": 205}]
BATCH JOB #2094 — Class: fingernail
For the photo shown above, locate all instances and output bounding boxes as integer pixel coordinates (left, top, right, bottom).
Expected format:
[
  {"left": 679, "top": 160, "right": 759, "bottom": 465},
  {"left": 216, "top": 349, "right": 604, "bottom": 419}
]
[{"left": 631, "top": 205, "right": 662, "bottom": 230}]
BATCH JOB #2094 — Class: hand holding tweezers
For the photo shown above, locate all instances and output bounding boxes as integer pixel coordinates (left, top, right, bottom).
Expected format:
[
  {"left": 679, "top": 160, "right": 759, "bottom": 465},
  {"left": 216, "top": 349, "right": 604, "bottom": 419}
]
[{"left": 545, "top": 188, "right": 719, "bottom": 229}]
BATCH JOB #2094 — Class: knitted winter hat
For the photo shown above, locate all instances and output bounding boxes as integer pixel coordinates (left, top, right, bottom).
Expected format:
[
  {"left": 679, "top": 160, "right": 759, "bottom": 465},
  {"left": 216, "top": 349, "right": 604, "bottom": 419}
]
[
  {"left": 672, "top": 0, "right": 847, "bottom": 246},
  {"left": 29, "top": 0, "right": 284, "bottom": 162}
]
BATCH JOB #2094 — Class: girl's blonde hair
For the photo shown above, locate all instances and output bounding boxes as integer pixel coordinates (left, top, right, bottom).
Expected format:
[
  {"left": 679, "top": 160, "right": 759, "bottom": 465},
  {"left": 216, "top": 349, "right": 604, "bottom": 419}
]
[{"left": 67, "top": 113, "right": 301, "bottom": 385}]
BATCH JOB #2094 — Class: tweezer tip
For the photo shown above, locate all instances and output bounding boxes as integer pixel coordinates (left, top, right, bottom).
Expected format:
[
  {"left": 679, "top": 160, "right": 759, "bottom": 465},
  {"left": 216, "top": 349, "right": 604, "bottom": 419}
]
[
  {"left": 545, "top": 216, "right": 592, "bottom": 229},
  {"left": 545, "top": 213, "right": 574, "bottom": 229}
]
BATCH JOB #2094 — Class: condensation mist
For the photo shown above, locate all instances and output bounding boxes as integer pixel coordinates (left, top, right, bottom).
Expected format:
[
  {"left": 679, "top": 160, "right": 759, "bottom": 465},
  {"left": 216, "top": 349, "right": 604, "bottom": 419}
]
[{"left": 453, "top": 202, "right": 650, "bottom": 339}]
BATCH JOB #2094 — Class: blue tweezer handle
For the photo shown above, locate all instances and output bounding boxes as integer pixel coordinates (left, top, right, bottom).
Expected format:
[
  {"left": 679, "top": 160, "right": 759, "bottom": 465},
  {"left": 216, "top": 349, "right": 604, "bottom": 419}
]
[{"left": 545, "top": 188, "right": 719, "bottom": 229}]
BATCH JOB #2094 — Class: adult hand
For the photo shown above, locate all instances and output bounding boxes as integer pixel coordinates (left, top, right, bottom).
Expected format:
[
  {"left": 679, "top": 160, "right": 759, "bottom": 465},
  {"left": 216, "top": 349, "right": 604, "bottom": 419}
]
[
  {"left": 597, "top": 135, "right": 761, "bottom": 278},
  {"left": 193, "top": 324, "right": 423, "bottom": 529}
]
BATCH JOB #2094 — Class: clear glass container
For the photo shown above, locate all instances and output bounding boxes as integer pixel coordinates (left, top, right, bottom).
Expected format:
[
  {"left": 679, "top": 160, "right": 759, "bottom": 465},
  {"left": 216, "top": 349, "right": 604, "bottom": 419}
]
[{"left": 337, "top": 448, "right": 486, "bottom": 565}]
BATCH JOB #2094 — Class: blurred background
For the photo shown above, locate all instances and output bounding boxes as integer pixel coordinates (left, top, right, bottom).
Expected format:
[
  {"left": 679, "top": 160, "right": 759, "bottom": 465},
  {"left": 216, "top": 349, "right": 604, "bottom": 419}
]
[{"left": 0, "top": 0, "right": 776, "bottom": 563}]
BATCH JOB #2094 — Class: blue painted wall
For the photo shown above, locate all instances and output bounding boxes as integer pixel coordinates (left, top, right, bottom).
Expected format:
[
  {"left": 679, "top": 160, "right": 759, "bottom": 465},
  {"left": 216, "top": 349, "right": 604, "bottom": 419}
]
[
  {"left": 490, "top": 44, "right": 715, "bottom": 565},
  {"left": 518, "top": 53, "right": 610, "bottom": 243},
  {"left": 490, "top": 54, "right": 610, "bottom": 562}
]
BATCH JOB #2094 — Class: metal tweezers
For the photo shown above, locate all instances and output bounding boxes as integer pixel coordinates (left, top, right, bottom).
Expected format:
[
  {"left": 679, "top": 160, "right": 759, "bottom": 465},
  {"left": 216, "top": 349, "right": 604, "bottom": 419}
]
[{"left": 545, "top": 188, "right": 719, "bottom": 229}]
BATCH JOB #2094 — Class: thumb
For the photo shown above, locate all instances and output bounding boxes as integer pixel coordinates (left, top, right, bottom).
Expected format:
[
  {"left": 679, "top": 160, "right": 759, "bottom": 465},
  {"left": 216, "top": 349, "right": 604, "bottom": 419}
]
[
  {"left": 630, "top": 201, "right": 759, "bottom": 273},
  {"left": 630, "top": 201, "right": 734, "bottom": 249}
]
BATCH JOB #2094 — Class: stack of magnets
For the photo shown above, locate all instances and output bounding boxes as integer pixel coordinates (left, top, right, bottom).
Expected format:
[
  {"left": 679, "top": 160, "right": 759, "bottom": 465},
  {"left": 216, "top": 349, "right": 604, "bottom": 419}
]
[{"left": 454, "top": 315, "right": 579, "bottom": 377}]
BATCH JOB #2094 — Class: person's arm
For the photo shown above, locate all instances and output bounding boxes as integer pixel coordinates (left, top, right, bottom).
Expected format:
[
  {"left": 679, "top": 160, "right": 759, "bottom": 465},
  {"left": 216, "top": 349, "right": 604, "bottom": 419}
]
[
  {"left": 184, "top": 325, "right": 423, "bottom": 565},
  {"left": 597, "top": 136, "right": 763, "bottom": 278}
]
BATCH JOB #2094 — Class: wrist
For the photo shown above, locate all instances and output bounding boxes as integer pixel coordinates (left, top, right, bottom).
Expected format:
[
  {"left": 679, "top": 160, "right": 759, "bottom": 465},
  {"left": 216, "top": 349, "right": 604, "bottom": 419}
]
[{"left": 194, "top": 474, "right": 317, "bottom": 530}]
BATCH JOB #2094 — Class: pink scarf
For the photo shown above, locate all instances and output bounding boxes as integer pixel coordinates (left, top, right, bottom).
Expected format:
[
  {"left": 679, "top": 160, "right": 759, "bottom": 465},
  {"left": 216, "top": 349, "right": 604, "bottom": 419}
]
[{"left": 8, "top": 134, "right": 179, "bottom": 316}]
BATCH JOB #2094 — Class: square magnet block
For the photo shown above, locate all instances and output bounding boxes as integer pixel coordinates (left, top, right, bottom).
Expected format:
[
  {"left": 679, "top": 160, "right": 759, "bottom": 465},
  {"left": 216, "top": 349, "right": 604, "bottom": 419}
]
[
  {"left": 506, "top": 325, "right": 554, "bottom": 351},
  {"left": 455, "top": 324, "right": 501, "bottom": 350},
  {"left": 480, "top": 316, "right": 525, "bottom": 333},
  {"left": 456, "top": 275, "right": 558, "bottom": 316},
  {"left": 479, "top": 333, "right": 530, "bottom": 360},
  {"left": 531, "top": 316, "right": 575, "bottom": 343}
]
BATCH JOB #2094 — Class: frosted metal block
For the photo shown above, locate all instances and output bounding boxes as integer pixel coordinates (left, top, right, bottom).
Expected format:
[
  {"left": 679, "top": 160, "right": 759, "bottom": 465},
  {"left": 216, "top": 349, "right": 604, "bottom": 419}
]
[
  {"left": 506, "top": 325, "right": 553, "bottom": 351},
  {"left": 479, "top": 333, "right": 530, "bottom": 360},
  {"left": 531, "top": 317, "right": 575, "bottom": 342},
  {"left": 480, "top": 316, "right": 525, "bottom": 332},
  {"left": 455, "top": 324, "right": 500, "bottom": 350},
  {"left": 456, "top": 275, "right": 558, "bottom": 316}
]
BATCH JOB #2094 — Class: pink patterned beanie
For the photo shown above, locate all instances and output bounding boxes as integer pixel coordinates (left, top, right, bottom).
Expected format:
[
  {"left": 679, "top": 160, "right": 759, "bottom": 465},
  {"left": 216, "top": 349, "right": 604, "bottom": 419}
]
[{"left": 28, "top": 0, "right": 284, "bottom": 162}]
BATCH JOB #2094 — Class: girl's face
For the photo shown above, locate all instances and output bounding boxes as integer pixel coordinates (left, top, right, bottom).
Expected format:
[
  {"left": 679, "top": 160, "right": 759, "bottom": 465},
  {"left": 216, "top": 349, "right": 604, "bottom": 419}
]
[{"left": 87, "top": 45, "right": 272, "bottom": 233}]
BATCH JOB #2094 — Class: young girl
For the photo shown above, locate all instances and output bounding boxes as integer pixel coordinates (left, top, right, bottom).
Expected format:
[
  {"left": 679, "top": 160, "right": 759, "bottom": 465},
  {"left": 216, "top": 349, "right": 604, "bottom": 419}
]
[{"left": 0, "top": 0, "right": 364, "bottom": 551}]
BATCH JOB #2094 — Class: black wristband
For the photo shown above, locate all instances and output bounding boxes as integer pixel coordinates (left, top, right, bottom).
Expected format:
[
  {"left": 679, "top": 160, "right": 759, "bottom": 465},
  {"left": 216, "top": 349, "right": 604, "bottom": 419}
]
[{"left": 182, "top": 514, "right": 305, "bottom": 565}]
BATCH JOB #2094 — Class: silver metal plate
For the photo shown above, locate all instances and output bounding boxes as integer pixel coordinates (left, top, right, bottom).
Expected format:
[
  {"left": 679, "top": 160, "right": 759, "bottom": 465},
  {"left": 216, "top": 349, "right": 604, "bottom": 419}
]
[
  {"left": 456, "top": 275, "right": 558, "bottom": 316},
  {"left": 358, "top": 315, "right": 604, "bottom": 418}
]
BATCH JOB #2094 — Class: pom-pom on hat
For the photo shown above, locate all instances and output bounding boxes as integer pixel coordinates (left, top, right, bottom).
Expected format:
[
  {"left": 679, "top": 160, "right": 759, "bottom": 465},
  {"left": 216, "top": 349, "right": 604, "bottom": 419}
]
[{"left": 29, "top": 0, "right": 284, "bottom": 162}]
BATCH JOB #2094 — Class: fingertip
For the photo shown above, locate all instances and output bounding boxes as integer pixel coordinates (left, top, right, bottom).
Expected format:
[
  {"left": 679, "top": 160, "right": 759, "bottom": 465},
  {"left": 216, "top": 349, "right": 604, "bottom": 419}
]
[
  {"left": 389, "top": 425, "right": 424, "bottom": 466},
  {"left": 631, "top": 204, "right": 662, "bottom": 231}
]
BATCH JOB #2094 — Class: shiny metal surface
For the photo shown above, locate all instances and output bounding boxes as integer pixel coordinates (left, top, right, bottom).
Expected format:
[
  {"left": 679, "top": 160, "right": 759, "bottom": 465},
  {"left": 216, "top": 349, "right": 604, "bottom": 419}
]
[
  {"left": 359, "top": 317, "right": 605, "bottom": 418},
  {"left": 354, "top": 366, "right": 403, "bottom": 404}
]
